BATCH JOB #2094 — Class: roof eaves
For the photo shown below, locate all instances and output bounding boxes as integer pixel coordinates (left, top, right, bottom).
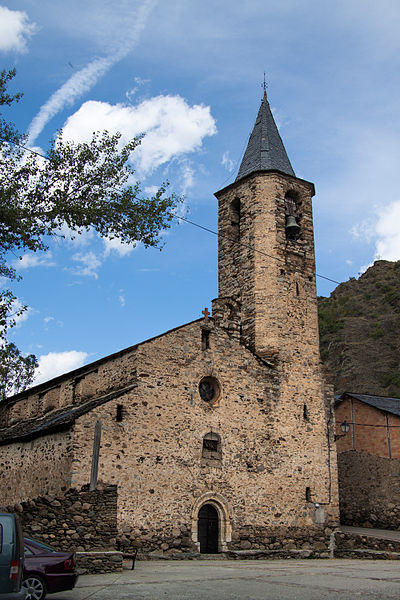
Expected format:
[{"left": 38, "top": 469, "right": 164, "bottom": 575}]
[
  {"left": 4, "top": 318, "right": 203, "bottom": 405},
  {"left": 215, "top": 170, "right": 315, "bottom": 199},
  {"left": 0, "top": 382, "right": 137, "bottom": 445}
]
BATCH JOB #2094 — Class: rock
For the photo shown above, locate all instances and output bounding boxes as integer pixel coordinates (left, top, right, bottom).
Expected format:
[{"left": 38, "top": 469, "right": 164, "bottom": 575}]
[{"left": 73, "top": 515, "right": 84, "bottom": 523}]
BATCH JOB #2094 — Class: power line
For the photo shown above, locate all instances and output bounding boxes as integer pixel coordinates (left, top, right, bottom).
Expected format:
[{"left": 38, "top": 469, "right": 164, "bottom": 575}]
[
  {"left": 1, "top": 136, "right": 340, "bottom": 285},
  {"left": 171, "top": 213, "right": 340, "bottom": 285}
]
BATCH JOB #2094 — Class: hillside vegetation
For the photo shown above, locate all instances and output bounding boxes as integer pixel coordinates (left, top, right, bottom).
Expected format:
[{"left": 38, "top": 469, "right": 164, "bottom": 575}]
[{"left": 318, "top": 260, "right": 400, "bottom": 397}]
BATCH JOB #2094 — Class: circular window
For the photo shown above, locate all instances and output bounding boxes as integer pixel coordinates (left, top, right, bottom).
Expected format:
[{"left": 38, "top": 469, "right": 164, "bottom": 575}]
[{"left": 199, "top": 376, "right": 220, "bottom": 404}]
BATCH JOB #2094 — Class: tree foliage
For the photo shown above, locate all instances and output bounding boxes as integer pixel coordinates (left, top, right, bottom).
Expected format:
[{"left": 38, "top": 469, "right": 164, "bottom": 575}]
[
  {"left": 0, "top": 68, "right": 181, "bottom": 399},
  {"left": 0, "top": 343, "right": 38, "bottom": 402}
]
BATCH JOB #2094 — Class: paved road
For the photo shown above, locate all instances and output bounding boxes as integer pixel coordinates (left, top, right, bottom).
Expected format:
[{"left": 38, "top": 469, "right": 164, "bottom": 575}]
[
  {"left": 52, "top": 559, "right": 400, "bottom": 600},
  {"left": 340, "top": 524, "right": 400, "bottom": 543}
]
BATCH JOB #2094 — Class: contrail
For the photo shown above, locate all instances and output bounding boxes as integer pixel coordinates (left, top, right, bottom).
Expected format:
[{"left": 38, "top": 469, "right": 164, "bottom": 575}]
[{"left": 27, "top": 0, "right": 157, "bottom": 145}]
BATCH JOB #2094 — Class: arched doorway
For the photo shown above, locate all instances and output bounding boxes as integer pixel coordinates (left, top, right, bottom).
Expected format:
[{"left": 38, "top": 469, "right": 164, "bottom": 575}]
[{"left": 198, "top": 503, "right": 219, "bottom": 553}]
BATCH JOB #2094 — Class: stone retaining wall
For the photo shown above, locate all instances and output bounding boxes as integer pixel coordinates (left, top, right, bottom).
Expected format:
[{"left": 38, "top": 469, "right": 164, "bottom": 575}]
[
  {"left": 338, "top": 451, "right": 400, "bottom": 529},
  {"left": 229, "top": 525, "right": 333, "bottom": 557},
  {"left": 76, "top": 551, "right": 122, "bottom": 574},
  {"left": 119, "top": 524, "right": 335, "bottom": 559},
  {"left": 335, "top": 532, "right": 400, "bottom": 553},
  {"left": 0, "top": 483, "right": 119, "bottom": 572}
]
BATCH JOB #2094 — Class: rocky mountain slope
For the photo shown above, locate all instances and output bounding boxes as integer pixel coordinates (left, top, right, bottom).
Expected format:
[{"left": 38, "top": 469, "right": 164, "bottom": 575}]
[{"left": 318, "top": 260, "right": 400, "bottom": 397}]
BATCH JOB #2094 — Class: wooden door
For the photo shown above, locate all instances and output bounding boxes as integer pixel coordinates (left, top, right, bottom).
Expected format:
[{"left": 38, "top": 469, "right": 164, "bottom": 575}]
[{"left": 198, "top": 504, "right": 219, "bottom": 553}]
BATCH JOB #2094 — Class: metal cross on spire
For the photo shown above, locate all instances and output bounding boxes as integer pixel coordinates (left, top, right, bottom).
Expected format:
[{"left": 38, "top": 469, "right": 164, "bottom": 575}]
[{"left": 262, "top": 72, "right": 268, "bottom": 97}]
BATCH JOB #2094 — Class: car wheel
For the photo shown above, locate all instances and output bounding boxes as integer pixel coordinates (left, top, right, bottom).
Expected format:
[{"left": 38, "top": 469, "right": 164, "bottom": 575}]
[{"left": 22, "top": 574, "right": 47, "bottom": 600}]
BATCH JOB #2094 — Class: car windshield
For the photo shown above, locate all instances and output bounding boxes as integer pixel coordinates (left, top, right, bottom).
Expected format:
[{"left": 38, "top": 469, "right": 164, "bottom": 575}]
[{"left": 25, "top": 538, "right": 57, "bottom": 553}]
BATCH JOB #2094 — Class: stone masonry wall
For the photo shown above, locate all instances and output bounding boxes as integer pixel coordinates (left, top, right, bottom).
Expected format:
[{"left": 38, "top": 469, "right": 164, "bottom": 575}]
[
  {"left": 68, "top": 318, "right": 338, "bottom": 554},
  {"left": 0, "top": 484, "right": 118, "bottom": 551},
  {"left": 0, "top": 430, "right": 73, "bottom": 505},
  {"left": 0, "top": 484, "right": 121, "bottom": 573},
  {"left": 216, "top": 172, "right": 318, "bottom": 363},
  {"left": 338, "top": 450, "right": 400, "bottom": 529},
  {"left": 0, "top": 346, "right": 138, "bottom": 427}
]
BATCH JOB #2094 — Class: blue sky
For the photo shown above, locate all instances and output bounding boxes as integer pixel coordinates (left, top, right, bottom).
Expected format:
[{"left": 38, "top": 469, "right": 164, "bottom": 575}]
[{"left": 1, "top": 0, "right": 400, "bottom": 385}]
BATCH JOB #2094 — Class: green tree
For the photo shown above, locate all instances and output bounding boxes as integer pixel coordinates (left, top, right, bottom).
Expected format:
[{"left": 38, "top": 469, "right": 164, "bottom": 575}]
[
  {"left": 0, "top": 68, "right": 181, "bottom": 398},
  {"left": 0, "top": 343, "right": 38, "bottom": 402}
]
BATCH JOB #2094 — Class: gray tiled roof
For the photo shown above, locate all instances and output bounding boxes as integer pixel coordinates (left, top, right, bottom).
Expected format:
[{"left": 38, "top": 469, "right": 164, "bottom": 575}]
[
  {"left": 0, "top": 383, "right": 137, "bottom": 445},
  {"left": 236, "top": 91, "right": 295, "bottom": 182},
  {"left": 338, "top": 392, "right": 400, "bottom": 418}
]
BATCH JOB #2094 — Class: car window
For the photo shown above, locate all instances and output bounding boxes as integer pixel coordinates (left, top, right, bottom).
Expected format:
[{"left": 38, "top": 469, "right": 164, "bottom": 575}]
[
  {"left": 24, "top": 545, "right": 34, "bottom": 556},
  {"left": 25, "top": 538, "right": 56, "bottom": 553}
]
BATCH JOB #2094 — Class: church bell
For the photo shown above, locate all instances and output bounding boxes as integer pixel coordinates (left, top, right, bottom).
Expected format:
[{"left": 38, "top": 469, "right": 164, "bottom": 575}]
[{"left": 285, "top": 214, "right": 300, "bottom": 238}]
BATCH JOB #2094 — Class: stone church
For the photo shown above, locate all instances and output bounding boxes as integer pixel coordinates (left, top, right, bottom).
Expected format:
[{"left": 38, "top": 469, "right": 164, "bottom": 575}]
[{"left": 0, "top": 92, "right": 339, "bottom": 556}]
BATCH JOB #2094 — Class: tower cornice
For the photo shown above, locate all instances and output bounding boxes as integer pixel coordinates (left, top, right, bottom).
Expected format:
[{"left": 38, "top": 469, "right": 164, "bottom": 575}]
[{"left": 214, "top": 169, "right": 315, "bottom": 199}]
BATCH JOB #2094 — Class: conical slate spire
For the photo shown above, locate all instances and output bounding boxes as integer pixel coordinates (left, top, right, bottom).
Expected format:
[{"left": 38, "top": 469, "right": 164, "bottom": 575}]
[{"left": 236, "top": 91, "right": 295, "bottom": 181}]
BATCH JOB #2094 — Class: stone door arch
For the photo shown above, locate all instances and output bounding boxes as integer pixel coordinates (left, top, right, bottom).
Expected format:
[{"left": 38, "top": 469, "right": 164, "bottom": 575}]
[
  {"left": 198, "top": 503, "right": 219, "bottom": 553},
  {"left": 191, "top": 492, "right": 232, "bottom": 552}
]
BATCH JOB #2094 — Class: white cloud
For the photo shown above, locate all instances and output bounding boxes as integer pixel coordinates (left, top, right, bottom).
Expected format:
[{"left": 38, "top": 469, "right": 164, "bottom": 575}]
[
  {"left": 352, "top": 200, "right": 400, "bottom": 273},
  {"left": 221, "top": 151, "right": 235, "bottom": 173},
  {"left": 44, "top": 316, "right": 54, "bottom": 324},
  {"left": 14, "top": 252, "right": 56, "bottom": 270},
  {"left": 0, "top": 299, "right": 33, "bottom": 339},
  {"left": 0, "top": 6, "right": 37, "bottom": 53},
  {"left": 55, "top": 224, "right": 95, "bottom": 247},
  {"left": 139, "top": 268, "right": 160, "bottom": 272},
  {"left": 103, "top": 237, "right": 137, "bottom": 257},
  {"left": 61, "top": 95, "right": 217, "bottom": 176},
  {"left": 373, "top": 200, "right": 400, "bottom": 261},
  {"left": 125, "top": 76, "right": 150, "bottom": 102},
  {"left": 144, "top": 185, "right": 159, "bottom": 195},
  {"left": 180, "top": 160, "right": 195, "bottom": 195},
  {"left": 72, "top": 251, "right": 102, "bottom": 278},
  {"left": 119, "top": 294, "right": 125, "bottom": 307},
  {"left": 34, "top": 350, "right": 88, "bottom": 386},
  {"left": 27, "top": 0, "right": 157, "bottom": 144},
  {"left": 12, "top": 299, "right": 32, "bottom": 328}
]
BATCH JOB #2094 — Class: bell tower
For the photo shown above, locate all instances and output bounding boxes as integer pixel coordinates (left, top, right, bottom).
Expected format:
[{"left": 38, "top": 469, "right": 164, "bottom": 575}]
[{"left": 214, "top": 91, "right": 320, "bottom": 368}]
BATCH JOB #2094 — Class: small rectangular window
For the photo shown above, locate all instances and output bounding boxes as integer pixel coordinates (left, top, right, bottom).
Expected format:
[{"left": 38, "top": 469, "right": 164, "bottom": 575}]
[
  {"left": 303, "top": 404, "right": 309, "bottom": 421},
  {"left": 306, "top": 487, "right": 311, "bottom": 502},
  {"left": 203, "top": 439, "right": 218, "bottom": 452},
  {"left": 202, "top": 329, "right": 210, "bottom": 350},
  {"left": 116, "top": 404, "right": 123, "bottom": 422}
]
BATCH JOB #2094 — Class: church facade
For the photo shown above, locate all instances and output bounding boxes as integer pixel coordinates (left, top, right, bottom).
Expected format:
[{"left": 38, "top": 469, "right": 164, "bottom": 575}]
[{"left": 0, "top": 93, "right": 339, "bottom": 555}]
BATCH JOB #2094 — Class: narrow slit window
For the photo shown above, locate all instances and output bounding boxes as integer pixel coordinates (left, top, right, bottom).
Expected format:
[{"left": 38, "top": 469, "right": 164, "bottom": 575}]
[
  {"left": 303, "top": 404, "right": 309, "bottom": 421},
  {"left": 306, "top": 487, "right": 311, "bottom": 502},
  {"left": 230, "top": 198, "right": 241, "bottom": 241},
  {"left": 116, "top": 404, "right": 123, "bottom": 422},
  {"left": 296, "top": 282, "right": 299, "bottom": 296},
  {"left": 202, "top": 328, "right": 210, "bottom": 350}
]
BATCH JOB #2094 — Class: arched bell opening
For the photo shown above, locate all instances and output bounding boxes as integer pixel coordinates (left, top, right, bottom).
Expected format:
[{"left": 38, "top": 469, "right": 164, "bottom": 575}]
[{"left": 284, "top": 190, "right": 301, "bottom": 240}]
